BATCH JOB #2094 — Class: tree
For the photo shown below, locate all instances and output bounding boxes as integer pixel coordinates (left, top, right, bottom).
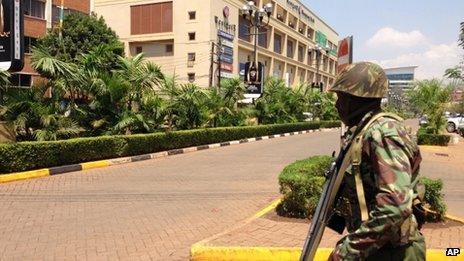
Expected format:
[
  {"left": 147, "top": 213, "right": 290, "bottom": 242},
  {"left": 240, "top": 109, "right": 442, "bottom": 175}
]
[
  {"left": 407, "top": 80, "right": 452, "bottom": 134},
  {"left": 460, "top": 21, "right": 464, "bottom": 48},
  {"left": 36, "top": 12, "right": 123, "bottom": 68}
]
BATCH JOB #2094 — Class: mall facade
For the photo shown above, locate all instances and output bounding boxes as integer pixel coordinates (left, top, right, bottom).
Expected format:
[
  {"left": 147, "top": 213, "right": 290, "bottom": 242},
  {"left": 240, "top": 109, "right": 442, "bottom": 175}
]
[
  {"left": 15, "top": 0, "right": 92, "bottom": 87},
  {"left": 94, "top": 0, "right": 339, "bottom": 88}
]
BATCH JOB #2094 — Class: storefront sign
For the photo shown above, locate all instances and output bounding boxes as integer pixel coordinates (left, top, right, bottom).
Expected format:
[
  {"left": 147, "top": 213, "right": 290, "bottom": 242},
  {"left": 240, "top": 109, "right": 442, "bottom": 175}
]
[
  {"left": 219, "top": 54, "right": 233, "bottom": 64},
  {"left": 218, "top": 30, "right": 234, "bottom": 41},
  {"left": 219, "top": 38, "right": 233, "bottom": 48},
  {"left": 337, "top": 36, "right": 353, "bottom": 72},
  {"left": 220, "top": 71, "right": 235, "bottom": 79},
  {"left": 0, "top": 0, "right": 24, "bottom": 72},
  {"left": 221, "top": 46, "right": 233, "bottom": 56},
  {"left": 286, "top": 0, "right": 315, "bottom": 24},
  {"left": 220, "top": 63, "right": 233, "bottom": 72}
]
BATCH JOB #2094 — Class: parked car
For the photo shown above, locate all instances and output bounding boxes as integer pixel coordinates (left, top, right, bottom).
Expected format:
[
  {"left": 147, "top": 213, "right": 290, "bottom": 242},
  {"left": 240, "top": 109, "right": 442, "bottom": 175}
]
[
  {"left": 446, "top": 115, "right": 464, "bottom": 133},
  {"left": 419, "top": 115, "right": 428, "bottom": 126},
  {"left": 303, "top": 112, "right": 314, "bottom": 122}
]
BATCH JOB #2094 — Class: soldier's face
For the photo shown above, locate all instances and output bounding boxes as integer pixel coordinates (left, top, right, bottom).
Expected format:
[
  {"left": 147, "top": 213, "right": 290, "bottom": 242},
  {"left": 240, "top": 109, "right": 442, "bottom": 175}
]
[{"left": 335, "top": 92, "right": 351, "bottom": 125}]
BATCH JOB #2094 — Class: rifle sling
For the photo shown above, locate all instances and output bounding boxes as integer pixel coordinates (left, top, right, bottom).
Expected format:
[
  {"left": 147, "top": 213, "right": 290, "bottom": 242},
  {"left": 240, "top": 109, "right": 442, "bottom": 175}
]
[{"left": 347, "top": 112, "right": 404, "bottom": 222}]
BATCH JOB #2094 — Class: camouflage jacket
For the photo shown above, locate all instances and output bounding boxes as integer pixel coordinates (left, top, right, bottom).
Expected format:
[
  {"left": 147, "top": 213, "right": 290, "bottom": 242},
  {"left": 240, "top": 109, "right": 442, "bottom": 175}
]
[{"left": 332, "top": 112, "right": 423, "bottom": 260}]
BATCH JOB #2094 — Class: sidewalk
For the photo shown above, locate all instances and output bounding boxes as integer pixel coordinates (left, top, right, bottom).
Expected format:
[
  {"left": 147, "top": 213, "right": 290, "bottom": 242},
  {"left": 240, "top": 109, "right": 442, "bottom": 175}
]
[{"left": 191, "top": 135, "right": 464, "bottom": 261}]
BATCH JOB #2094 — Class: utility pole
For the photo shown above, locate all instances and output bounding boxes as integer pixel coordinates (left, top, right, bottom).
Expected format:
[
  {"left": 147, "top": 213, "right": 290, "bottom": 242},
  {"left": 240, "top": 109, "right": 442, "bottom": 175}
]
[
  {"left": 209, "top": 42, "right": 214, "bottom": 88},
  {"left": 217, "top": 40, "right": 222, "bottom": 90}
]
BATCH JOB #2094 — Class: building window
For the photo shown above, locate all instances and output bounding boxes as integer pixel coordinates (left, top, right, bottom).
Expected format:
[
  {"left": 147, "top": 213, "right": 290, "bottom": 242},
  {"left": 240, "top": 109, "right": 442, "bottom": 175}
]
[
  {"left": 188, "top": 73, "right": 195, "bottom": 83},
  {"left": 24, "top": 37, "right": 37, "bottom": 54},
  {"left": 131, "top": 2, "right": 173, "bottom": 35},
  {"left": 298, "top": 46, "right": 304, "bottom": 62},
  {"left": 239, "top": 16, "right": 250, "bottom": 41},
  {"left": 258, "top": 27, "right": 268, "bottom": 48},
  {"left": 188, "top": 11, "right": 196, "bottom": 20},
  {"left": 25, "top": 0, "right": 46, "bottom": 19},
  {"left": 136, "top": 46, "right": 143, "bottom": 54},
  {"left": 187, "top": 52, "right": 195, "bottom": 67},
  {"left": 287, "top": 40, "right": 294, "bottom": 58},
  {"left": 166, "top": 44, "right": 173, "bottom": 53},
  {"left": 10, "top": 74, "right": 32, "bottom": 87},
  {"left": 188, "top": 32, "right": 196, "bottom": 41},
  {"left": 274, "top": 34, "right": 282, "bottom": 54}
]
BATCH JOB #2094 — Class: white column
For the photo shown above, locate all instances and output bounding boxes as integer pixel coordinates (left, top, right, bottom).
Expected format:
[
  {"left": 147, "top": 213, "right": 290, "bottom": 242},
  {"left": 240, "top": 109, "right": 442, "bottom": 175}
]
[{"left": 45, "top": 0, "right": 53, "bottom": 29}]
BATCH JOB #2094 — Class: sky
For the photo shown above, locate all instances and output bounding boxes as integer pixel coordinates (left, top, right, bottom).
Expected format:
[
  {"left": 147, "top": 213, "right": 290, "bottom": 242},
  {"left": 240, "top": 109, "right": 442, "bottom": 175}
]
[{"left": 303, "top": 0, "right": 464, "bottom": 79}]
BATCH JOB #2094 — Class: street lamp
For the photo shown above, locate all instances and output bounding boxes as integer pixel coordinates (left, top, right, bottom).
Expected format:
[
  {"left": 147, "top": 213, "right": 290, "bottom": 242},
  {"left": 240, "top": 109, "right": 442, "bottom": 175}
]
[
  {"left": 309, "top": 44, "right": 329, "bottom": 91},
  {"left": 240, "top": 2, "right": 273, "bottom": 63}
]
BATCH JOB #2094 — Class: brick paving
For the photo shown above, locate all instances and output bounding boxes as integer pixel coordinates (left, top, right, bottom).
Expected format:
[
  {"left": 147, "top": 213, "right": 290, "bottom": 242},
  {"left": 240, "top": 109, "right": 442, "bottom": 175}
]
[
  {"left": 0, "top": 130, "right": 340, "bottom": 261},
  {"left": 419, "top": 135, "right": 464, "bottom": 217}
]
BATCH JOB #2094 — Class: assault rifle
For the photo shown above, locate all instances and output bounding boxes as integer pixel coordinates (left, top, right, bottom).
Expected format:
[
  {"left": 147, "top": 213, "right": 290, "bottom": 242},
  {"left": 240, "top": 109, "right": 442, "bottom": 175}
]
[{"left": 299, "top": 145, "right": 350, "bottom": 261}]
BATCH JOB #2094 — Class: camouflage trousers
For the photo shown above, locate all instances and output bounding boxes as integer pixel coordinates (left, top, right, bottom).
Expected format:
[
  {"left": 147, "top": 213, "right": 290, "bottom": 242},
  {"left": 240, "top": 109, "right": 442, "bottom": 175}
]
[{"left": 366, "top": 232, "right": 426, "bottom": 261}]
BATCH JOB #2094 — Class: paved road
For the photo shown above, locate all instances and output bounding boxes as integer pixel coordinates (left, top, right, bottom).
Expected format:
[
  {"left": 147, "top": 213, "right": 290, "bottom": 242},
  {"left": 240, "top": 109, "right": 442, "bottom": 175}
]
[{"left": 0, "top": 130, "right": 340, "bottom": 261}]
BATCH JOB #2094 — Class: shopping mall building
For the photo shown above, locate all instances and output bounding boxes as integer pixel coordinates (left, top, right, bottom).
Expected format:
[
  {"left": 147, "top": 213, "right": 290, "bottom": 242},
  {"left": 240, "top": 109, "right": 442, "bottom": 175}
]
[{"left": 94, "top": 0, "right": 339, "bottom": 88}]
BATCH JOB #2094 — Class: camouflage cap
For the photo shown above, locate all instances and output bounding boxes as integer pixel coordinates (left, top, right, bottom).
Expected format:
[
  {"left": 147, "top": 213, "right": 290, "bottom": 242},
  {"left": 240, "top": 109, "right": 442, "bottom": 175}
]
[{"left": 329, "top": 62, "right": 388, "bottom": 98}]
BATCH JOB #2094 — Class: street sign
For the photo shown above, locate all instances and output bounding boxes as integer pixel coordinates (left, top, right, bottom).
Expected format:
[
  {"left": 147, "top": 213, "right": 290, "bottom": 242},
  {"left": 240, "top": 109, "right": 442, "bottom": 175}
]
[
  {"left": 0, "top": 0, "right": 24, "bottom": 72},
  {"left": 337, "top": 36, "right": 353, "bottom": 72},
  {"left": 244, "top": 62, "right": 264, "bottom": 95}
]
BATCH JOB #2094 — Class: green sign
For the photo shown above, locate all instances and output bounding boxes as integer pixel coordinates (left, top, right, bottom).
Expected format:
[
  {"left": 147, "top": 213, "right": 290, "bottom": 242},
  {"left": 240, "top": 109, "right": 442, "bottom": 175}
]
[{"left": 315, "top": 31, "right": 327, "bottom": 47}]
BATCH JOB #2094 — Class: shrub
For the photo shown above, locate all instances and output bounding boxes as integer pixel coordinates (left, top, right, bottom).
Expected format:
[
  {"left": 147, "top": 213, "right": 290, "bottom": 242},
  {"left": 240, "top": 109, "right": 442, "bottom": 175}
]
[
  {"left": 276, "top": 156, "right": 448, "bottom": 224},
  {"left": 417, "top": 133, "right": 450, "bottom": 146},
  {"left": 421, "top": 177, "right": 447, "bottom": 222},
  {"left": 276, "top": 155, "right": 332, "bottom": 218},
  {"left": 0, "top": 121, "right": 338, "bottom": 173}
]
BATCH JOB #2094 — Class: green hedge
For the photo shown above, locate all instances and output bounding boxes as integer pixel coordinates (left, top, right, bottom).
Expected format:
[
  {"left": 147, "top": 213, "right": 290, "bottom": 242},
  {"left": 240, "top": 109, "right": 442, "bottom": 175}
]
[
  {"left": 276, "top": 155, "right": 332, "bottom": 218},
  {"left": 320, "top": 121, "right": 341, "bottom": 129},
  {"left": 417, "top": 133, "right": 450, "bottom": 146},
  {"left": 0, "top": 121, "right": 340, "bottom": 173},
  {"left": 277, "top": 156, "right": 447, "bottom": 223}
]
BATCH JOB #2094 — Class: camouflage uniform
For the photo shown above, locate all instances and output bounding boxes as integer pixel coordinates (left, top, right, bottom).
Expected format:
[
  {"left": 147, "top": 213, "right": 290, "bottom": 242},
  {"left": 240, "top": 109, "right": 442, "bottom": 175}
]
[{"left": 329, "top": 62, "right": 426, "bottom": 260}]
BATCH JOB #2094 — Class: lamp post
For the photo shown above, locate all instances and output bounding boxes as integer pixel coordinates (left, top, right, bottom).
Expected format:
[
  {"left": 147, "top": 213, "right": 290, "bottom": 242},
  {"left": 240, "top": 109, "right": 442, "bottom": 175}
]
[
  {"left": 240, "top": 1, "right": 273, "bottom": 64},
  {"left": 310, "top": 43, "right": 329, "bottom": 92}
]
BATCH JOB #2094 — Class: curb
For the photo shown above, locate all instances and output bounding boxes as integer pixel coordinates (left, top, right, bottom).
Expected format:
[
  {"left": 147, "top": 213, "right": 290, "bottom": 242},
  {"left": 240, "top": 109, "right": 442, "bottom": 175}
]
[
  {"left": 191, "top": 199, "right": 464, "bottom": 261},
  {"left": 190, "top": 246, "right": 451, "bottom": 261},
  {"left": 0, "top": 127, "right": 340, "bottom": 184}
]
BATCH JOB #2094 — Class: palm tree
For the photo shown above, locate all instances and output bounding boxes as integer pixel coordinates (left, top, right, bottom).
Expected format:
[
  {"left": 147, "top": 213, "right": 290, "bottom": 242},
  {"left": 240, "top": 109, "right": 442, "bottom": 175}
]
[
  {"left": 407, "top": 80, "right": 452, "bottom": 134},
  {"left": 175, "top": 83, "right": 209, "bottom": 129},
  {"left": 207, "top": 78, "right": 246, "bottom": 127}
]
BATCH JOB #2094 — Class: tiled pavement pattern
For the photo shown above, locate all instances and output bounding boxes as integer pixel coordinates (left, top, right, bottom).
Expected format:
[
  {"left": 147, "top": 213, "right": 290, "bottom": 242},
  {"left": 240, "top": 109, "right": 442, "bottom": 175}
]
[
  {"left": 0, "top": 130, "right": 340, "bottom": 260},
  {"left": 207, "top": 212, "right": 464, "bottom": 250},
  {"left": 420, "top": 138, "right": 464, "bottom": 217}
]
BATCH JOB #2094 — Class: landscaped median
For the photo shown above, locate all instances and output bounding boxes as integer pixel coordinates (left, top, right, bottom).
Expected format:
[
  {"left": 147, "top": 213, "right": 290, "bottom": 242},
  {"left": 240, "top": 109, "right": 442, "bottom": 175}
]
[
  {"left": 0, "top": 121, "right": 340, "bottom": 181},
  {"left": 190, "top": 155, "right": 462, "bottom": 261}
]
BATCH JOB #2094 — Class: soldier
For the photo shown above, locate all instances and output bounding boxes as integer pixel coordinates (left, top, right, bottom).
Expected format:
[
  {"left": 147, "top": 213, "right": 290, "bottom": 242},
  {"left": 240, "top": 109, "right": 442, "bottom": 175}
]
[{"left": 327, "top": 62, "right": 425, "bottom": 260}]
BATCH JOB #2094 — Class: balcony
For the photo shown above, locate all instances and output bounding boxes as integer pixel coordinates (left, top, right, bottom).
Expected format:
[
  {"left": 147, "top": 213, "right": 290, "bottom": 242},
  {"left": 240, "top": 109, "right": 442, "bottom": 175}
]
[
  {"left": 52, "top": 0, "right": 90, "bottom": 14},
  {"left": 24, "top": 15, "right": 46, "bottom": 38}
]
